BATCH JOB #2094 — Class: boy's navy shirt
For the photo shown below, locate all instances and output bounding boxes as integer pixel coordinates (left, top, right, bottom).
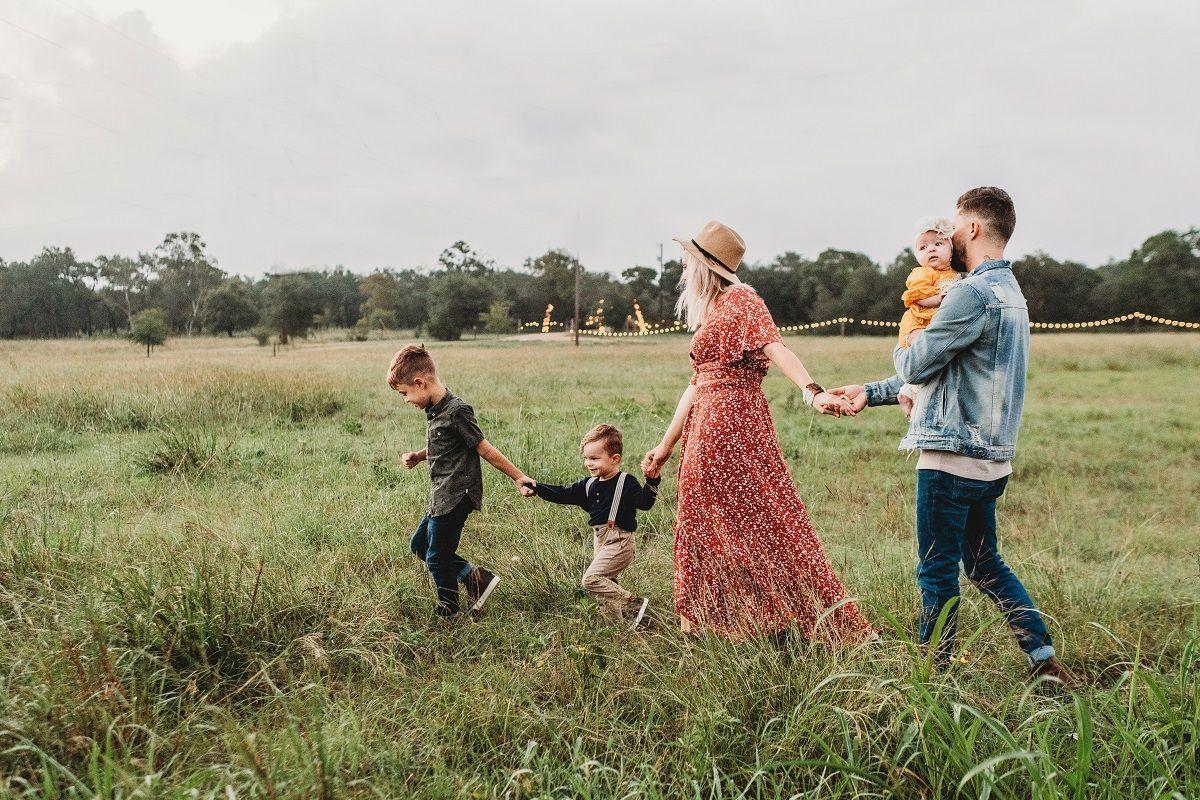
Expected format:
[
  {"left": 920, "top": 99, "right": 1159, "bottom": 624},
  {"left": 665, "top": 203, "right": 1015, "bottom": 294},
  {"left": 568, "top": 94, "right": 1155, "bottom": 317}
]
[
  {"left": 533, "top": 472, "right": 661, "bottom": 532},
  {"left": 424, "top": 389, "right": 485, "bottom": 516}
]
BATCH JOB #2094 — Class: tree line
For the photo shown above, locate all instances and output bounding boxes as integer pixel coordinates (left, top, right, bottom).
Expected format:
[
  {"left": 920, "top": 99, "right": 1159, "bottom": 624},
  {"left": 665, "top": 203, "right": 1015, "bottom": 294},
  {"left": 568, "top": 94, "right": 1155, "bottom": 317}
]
[{"left": 1, "top": 228, "right": 1197, "bottom": 342}]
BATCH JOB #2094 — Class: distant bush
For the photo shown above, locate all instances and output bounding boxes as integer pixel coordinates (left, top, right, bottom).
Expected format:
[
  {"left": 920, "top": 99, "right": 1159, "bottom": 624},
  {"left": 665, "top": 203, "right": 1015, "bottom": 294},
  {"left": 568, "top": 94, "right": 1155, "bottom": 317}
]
[
  {"left": 351, "top": 318, "right": 370, "bottom": 341},
  {"left": 128, "top": 309, "right": 169, "bottom": 356}
]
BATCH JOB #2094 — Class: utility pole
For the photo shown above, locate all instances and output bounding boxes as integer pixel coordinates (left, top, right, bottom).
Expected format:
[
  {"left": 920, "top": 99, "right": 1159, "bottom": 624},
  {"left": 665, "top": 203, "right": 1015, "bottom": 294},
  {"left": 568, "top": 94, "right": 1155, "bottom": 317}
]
[
  {"left": 574, "top": 252, "right": 581, "bottom": 347},
  {"left": 656, "top": 243, "right": 664, "bottom": 319}
]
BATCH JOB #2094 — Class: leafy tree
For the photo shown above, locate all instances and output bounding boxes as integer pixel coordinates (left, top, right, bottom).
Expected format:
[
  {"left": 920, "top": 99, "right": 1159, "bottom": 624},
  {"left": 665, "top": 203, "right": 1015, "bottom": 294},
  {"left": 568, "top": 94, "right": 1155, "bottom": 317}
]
[
  {"left": 360, "top": 269, "right": 430, "bottom": 331},
  {"left": 743, "top": 252, "right": 814, "bottom": 326},
  {"left": 622, "top": 266, "right": 658, "bottom": 306},
  {"left": 0, "top": 248, "right": 95, "bottom": 337},
  {"left": 365, "top": 308, "right": 397, "bottom": 331},
  {"left": 838, "top": 260, "right": 891, "bottom": 324},
  {"left": 152, "top": 232, "right": 224, "bottom": 334},
  {"left": 128, "top": 308, "right": 168, "bottom": 356},
  {"left": 524, "top": 249, "right": 581, "bottom": 323},
  {"left": 203, "top": 280, "right": 260, "bottom": 335},
  {"left": 480, "top": 299, "right": 515, "bottom": 334},
  {"left": 314, "top": 267, "right": 363, "bottom": 327},
  {"left": 439, "top": 241, "right": 494, "bottom": 275},
  {"left": 860, "top": 249, "right": 917, "bottom": 325},
  {"left": 1013, "top": 252, "right": 1102, "bottom": 324},
  {"left": 809, "top": 249, "right": 877, "bottom": 324},
  {"left": 658, "top": 258, "right": 683, "bottom": 321},
  {"left": 263, "top": 273, "right": 323, "bottom": 343},
  {"left": 96, "top": 253, "right": 149, "bottom": 328},
  {"left": 360, "top": 271, "right": 403, "bottom": 317},
  {"left": 426, "top": 272, "right": 494, "bottom": 340},
  {"left": 1092, "top": 229, "right": 1200, "bottom": 321},
  {"left": 491, "top": 268, "right": 549, "bottom": 328}
]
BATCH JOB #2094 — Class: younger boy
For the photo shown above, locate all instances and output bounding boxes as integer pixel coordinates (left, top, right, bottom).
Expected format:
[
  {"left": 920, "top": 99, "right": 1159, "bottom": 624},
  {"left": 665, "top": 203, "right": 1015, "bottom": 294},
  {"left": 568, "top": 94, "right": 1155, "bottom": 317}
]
[
  {"left": 528, "top": 424, "right": 659, "bottom": 628},
  {"left": 388, "top": 344, "right": 535, "bottom": 617}
]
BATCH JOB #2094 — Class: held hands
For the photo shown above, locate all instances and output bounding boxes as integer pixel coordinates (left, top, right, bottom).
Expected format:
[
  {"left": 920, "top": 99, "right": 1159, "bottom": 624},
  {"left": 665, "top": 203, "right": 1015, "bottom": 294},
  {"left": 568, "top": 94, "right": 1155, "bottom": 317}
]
[
  {"left": 812, "top": 391, "right": 856, "bottom": 417},
  {"left": 641, "top": 443, "right": 672, "bottom": 478},
  {"left": 515, "top": 476, "right": 537, "bottom": 497},
  {"left": 828, "top": 385, "right": 869, "bottom": 414},
  {"left": 400, "top": 450, "right": 425, "bottom": 469}
]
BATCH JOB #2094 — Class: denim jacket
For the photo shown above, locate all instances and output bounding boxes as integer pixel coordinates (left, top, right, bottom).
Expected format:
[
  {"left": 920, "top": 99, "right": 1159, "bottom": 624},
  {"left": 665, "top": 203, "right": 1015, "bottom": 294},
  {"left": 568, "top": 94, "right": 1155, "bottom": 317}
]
[{"left": 865, "top": 260, "right": 1028, "bottom": 460}]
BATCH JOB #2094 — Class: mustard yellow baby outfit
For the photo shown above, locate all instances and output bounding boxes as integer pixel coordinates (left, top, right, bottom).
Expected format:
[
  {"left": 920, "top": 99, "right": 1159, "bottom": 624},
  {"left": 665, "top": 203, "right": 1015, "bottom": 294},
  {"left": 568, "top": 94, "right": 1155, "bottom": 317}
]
[{"left": 899, "top": 265, "right": 961, "bottom": 347}]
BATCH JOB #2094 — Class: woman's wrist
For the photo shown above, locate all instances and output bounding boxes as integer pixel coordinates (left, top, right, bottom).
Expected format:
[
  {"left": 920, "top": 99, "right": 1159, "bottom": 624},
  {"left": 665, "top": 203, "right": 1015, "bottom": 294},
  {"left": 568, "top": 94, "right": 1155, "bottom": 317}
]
[{"left": 801, "top": 382, "right": 825, "bottom": 408}]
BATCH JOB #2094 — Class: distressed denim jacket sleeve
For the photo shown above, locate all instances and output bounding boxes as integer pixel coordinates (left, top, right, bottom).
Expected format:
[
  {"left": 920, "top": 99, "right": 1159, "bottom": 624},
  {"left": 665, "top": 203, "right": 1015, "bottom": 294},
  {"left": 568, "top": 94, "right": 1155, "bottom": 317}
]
[
  {"left": 864, "top": 283, "right": 985, "bottom": 407},
  {"left": 893, "top": 282, "right": 987, "bottom": 385},
  {"left": 865, "top": 374, "right": 903, "bottom": 406}
]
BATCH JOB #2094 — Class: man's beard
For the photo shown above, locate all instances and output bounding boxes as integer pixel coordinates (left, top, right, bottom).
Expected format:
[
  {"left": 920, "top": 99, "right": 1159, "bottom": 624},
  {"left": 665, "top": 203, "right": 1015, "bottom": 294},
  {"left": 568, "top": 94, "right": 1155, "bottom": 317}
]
[{"left": 950, "top": 241, "right": 969, "bottom": 273}]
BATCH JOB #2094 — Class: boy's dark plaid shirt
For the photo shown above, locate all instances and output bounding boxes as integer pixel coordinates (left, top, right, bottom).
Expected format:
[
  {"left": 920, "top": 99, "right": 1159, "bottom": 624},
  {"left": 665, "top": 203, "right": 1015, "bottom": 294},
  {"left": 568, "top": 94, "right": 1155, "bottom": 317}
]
[{"left": 424, "top": 390, "right": 485, "bottom": 516}]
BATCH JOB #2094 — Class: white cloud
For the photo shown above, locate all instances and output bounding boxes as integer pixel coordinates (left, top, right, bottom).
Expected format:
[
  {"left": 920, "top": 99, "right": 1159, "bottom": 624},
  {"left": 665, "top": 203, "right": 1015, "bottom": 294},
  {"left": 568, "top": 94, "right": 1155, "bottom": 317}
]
[{"left": 1, "top": 0, "right": 1197, "bottom": 275}]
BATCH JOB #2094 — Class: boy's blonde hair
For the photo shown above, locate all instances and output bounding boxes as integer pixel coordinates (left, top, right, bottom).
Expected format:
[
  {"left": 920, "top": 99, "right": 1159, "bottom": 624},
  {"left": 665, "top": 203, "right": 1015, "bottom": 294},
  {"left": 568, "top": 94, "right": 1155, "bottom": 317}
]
[
  {"left": 914, "top": 216, "right": 955, "bottom": 246},
  {"left": 581, "top": 424, "right": 623, "bottom": 457},
  {"left": 386, "top": 344, "right": 437, "bottom": 388}
]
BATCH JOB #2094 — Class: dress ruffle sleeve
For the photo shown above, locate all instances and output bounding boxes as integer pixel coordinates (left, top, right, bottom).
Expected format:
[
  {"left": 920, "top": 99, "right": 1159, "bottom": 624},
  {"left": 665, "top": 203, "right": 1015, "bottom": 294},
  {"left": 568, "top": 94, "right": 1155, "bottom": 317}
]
[{"left": 733, "top": 286, "right": 781, "bottom": 354}]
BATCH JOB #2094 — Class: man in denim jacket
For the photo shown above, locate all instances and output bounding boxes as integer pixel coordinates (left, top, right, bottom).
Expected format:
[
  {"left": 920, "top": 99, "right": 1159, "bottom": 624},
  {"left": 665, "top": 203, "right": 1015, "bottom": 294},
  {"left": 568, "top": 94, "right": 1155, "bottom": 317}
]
[{"left": 833, "top": 187, "right": 1075, "bottom": 686}]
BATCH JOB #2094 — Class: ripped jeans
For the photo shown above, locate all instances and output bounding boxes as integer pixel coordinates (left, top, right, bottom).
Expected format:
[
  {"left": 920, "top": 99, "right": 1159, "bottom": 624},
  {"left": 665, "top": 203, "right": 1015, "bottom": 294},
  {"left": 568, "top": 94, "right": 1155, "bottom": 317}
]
[{"left": 916, "top": 469, "right": 1054, "bottom": 664}]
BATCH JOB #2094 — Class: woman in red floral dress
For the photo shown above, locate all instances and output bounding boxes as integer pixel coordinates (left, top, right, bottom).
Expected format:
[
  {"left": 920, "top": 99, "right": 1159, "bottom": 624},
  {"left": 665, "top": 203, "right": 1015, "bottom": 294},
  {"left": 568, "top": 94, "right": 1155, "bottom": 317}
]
[{"left": 642, "top": 221, "right": 875, "bottom": 642}]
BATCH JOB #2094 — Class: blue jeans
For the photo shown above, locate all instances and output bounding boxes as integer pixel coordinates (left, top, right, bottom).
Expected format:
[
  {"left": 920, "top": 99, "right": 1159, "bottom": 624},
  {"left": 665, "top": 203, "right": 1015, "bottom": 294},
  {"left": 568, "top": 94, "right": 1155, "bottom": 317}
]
[
  {"left": 916, "top": 470, "right": 1054, "bottom": 664},
  {"left": 410, "top": 497, "right": 475, "bottom": 615}
]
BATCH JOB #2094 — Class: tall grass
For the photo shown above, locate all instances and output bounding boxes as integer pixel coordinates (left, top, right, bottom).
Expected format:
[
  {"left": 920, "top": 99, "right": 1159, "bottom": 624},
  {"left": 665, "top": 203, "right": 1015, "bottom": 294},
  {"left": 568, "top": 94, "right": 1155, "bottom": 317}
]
[
  {"left": 0, "top": 333, "right": 1197, "bottom": 797},
  {"left": 5, "top": 368, "right": 343, "bottom": 432}
]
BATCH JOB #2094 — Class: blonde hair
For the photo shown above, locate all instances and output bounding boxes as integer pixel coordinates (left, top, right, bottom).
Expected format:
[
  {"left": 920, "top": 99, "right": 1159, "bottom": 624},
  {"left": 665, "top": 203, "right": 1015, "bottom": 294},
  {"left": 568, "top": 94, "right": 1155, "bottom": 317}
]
[
  {"left": 914, "top": 216, "right": 954, "bottom": 246},
  {"left": 581, "top": 423, "right": 622, "bottom": 456},
  {"left": 675, "top": 249, "right": 732, "bottom": 330}
]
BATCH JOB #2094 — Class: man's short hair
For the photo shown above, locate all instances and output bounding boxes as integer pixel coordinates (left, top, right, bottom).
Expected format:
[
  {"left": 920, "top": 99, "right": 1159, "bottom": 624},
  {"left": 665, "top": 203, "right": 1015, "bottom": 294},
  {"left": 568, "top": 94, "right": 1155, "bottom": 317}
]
[
  {"left": 386, "top": 344, "right": 437, "bottom": 388},
  {"left": 581, "top": 424, "right": 622, "bottom": 456},
  {"left": 956, "top": 186, "right": 1016, "bottom": 243}
]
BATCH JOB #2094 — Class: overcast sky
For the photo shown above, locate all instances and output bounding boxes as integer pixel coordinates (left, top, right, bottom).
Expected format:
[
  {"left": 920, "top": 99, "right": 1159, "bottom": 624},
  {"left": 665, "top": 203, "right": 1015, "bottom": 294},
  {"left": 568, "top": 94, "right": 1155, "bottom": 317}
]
[{"left": 3, "top": 0, "right": 1198, "bottom": 276}]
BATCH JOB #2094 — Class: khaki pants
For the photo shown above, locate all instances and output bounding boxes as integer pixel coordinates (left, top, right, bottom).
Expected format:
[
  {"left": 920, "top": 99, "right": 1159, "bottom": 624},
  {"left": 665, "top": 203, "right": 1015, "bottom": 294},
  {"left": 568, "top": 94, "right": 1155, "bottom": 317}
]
[{"left": 581, "top": 524, "right": 636, "bottom": 621}]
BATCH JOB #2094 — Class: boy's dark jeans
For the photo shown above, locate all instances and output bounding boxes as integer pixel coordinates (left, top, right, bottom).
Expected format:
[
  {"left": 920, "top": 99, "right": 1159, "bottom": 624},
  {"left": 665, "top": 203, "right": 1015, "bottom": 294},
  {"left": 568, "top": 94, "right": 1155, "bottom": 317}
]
[
  {"left": 916, "top": 469, "right": 1054, "bottom": 664},
  {"left": 411, "top": 496, "right": 475, "bottom": 615}
]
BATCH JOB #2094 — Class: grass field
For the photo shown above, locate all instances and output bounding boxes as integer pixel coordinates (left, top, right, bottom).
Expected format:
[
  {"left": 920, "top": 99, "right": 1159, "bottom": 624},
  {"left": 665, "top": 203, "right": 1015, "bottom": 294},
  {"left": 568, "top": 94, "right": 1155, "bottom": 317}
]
[{"left": 1, "top": 332, "right": 1198, "bottom": 799}]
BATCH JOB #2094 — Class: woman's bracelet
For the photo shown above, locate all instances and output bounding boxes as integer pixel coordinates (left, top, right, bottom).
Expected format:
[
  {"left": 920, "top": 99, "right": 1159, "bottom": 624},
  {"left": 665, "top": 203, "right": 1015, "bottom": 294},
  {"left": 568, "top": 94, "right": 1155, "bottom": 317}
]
[{"left": 802, "top": 382, "right": 825, "bottom": 408}]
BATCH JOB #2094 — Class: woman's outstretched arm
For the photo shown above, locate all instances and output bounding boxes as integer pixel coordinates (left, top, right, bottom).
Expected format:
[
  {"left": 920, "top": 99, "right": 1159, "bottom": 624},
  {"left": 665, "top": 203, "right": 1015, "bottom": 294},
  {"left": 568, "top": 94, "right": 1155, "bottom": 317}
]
[
  {"left": 763, "top": 341, "right": 855, "bottom": 416},
  {"left": 642, "top": 383, "right": 695, "bottom": 474}
]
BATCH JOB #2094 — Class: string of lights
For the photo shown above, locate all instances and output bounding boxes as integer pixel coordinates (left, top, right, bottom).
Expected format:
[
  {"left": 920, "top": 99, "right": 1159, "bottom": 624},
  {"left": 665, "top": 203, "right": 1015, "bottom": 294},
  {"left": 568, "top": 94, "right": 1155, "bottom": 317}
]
[
  {"left": 530, "top": 310, "right": 1200, "bottom": 337},
  {"left": 1029, "top": 311, "right": 1200, "bottom": 330}
]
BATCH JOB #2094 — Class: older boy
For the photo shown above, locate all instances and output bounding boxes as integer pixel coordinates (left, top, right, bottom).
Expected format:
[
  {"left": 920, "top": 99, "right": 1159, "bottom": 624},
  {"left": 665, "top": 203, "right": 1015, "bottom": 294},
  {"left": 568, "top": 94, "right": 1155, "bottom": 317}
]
[{"left": 387, "top": 344, "right": 535, "bottom": 617}]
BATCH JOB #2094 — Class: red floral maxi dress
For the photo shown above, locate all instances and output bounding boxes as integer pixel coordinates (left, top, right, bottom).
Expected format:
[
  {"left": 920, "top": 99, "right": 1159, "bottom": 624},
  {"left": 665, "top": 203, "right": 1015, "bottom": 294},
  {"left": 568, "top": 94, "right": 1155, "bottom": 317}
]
[{"left": 673, "top": 284, "right": 874, "bottom": 641}]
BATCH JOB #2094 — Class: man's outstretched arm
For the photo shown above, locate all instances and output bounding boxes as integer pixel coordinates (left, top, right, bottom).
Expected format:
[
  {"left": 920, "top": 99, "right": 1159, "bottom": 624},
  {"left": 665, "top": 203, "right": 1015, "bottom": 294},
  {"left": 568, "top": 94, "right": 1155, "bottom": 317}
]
[
  {"left": 830, "top": 286, "right": 988, "bottom": 411},
  {"left": 867, "top": 375, "right": 904, "bottom": 406},
  {"left": 893, "top": 284, "right": 987, "bottom": 385},
  {"left": 829, "top": 376, "right": 902, "bottom": 412}
]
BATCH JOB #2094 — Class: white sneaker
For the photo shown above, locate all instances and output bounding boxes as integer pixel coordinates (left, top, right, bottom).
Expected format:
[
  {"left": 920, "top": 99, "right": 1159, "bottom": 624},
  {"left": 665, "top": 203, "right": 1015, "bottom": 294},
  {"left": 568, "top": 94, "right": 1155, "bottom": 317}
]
[
  {"left": 630, "top": 597, "right": 650, "bottom": 630},
  {"left": 466, "top": 567, "right": 500, "bottom": 613}
]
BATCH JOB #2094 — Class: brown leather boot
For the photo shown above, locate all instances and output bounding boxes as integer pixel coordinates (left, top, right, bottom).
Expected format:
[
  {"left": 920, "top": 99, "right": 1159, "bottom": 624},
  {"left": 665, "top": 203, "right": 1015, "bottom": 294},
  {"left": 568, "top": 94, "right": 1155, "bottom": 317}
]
[{"left": 1029, "top": 657, "right": 1079, "bottom": 690}]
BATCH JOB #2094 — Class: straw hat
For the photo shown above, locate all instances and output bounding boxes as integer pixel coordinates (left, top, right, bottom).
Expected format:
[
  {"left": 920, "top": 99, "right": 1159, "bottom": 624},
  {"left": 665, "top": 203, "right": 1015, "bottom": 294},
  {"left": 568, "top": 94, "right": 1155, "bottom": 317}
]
[{"left": 673, "top": 220, "right": 745, "bottom": 284}]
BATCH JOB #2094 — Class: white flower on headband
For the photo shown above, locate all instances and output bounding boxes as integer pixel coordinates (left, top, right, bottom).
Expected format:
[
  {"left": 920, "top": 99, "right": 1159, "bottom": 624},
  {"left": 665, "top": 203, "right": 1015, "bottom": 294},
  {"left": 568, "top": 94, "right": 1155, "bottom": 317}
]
[{"left": 915, "top": 216, "right": 954, "bottom": 240}]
